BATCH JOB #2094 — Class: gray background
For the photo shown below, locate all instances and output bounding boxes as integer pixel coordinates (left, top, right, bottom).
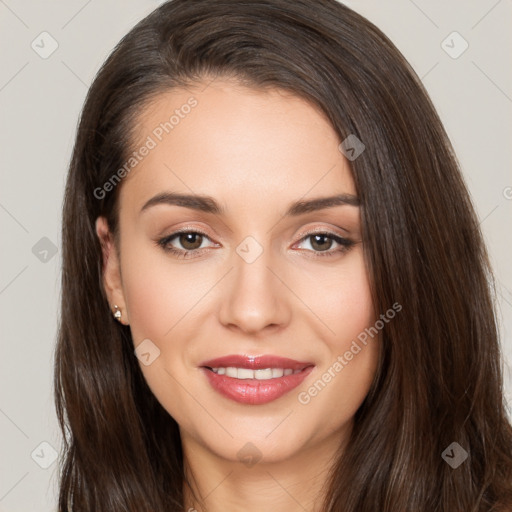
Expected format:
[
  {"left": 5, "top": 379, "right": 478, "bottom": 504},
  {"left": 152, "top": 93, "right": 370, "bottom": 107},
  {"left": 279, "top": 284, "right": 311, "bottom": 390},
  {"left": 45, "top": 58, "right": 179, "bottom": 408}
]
[{"left": 1, "top": 1, "right": 511, "bottom": 510}]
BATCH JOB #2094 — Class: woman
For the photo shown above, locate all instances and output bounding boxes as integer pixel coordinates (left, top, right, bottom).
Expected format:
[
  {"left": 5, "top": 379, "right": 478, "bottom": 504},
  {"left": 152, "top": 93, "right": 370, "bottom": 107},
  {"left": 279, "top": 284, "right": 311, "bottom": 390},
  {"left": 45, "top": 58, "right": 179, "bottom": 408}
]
[{"left": 54, "top": 0, "right": 512, "bottom": 510}]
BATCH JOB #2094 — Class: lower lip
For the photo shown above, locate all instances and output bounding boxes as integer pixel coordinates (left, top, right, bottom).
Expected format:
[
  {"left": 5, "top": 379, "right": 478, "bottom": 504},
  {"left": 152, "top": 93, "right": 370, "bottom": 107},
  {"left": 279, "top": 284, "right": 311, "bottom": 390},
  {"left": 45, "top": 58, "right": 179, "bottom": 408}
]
[{"left": 201, "top": 366, "right": 314, "bottom": 405}]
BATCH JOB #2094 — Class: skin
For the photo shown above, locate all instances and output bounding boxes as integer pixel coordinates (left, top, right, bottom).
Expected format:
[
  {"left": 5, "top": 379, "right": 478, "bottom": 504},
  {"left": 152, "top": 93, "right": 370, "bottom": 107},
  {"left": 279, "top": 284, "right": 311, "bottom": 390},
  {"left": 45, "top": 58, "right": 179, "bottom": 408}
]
[{"left": 96, "top": 79, "right": 380, "bottom": 512}]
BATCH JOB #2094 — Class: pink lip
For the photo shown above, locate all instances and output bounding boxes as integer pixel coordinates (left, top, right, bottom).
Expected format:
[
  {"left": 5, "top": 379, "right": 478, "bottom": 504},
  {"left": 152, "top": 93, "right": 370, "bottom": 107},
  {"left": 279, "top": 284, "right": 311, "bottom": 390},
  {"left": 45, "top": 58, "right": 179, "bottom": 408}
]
[
  {"left": 199, "top": 354, "right": 315, "bottom": 405},
  {"left": 200, "top": 354, "right": 313, "bottom": 371}
]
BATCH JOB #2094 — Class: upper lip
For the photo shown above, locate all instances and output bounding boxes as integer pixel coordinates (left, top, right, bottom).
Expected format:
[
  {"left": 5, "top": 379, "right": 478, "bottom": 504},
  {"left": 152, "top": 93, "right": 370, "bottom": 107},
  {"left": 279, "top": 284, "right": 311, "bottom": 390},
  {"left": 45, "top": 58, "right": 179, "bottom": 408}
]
[{"left": 200, "top": 354, "right": 314, "bottom": 371}]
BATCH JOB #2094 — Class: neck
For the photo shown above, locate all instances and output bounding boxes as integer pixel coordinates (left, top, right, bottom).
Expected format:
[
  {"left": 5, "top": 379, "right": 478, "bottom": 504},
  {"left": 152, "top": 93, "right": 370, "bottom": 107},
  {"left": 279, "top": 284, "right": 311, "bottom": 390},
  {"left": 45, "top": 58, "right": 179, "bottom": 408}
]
[{"left": 181, "top": 427, "right": 350, "bottom": 512}]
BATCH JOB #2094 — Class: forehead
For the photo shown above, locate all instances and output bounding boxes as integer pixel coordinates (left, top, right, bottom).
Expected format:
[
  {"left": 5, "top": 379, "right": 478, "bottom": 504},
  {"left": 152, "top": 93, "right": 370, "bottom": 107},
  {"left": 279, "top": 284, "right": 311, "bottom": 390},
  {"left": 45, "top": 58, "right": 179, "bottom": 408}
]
[{"left": 119, "top": 80, "right": 356, "bottom": 216}]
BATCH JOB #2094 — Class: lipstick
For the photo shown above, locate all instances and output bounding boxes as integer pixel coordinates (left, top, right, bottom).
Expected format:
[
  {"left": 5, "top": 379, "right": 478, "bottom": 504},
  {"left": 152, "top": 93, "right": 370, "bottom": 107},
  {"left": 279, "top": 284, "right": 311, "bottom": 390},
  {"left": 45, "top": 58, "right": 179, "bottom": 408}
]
[{"left": 199, "top": 354, "right": 315, "bottom": 405}]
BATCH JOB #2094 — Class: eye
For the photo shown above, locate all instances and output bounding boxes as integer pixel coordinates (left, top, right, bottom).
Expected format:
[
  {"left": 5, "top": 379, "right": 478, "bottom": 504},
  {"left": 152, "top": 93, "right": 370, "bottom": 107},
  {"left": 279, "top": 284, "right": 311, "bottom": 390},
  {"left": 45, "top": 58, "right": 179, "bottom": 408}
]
[
  {"left": 294, "top": 231, "right": 355, "bottom": 258},
  {"left": 157, "top": 229, "right": 217, "bottom": 259}
]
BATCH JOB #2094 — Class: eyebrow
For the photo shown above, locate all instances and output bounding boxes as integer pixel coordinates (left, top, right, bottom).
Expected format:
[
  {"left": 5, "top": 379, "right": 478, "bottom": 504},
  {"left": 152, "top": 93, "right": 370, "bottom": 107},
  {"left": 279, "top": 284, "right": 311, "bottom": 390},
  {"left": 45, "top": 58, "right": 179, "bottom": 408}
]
[{"left": 139, "top": 191, "right": 359, "bottom": 217}]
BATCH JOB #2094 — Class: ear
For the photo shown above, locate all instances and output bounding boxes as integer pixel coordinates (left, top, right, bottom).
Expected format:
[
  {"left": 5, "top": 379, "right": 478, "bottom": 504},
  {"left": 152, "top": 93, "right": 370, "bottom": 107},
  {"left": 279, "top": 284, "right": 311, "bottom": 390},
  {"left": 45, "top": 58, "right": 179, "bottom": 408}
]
[{"left": 95, "top": 216, "right": 130, "bottom": 325}]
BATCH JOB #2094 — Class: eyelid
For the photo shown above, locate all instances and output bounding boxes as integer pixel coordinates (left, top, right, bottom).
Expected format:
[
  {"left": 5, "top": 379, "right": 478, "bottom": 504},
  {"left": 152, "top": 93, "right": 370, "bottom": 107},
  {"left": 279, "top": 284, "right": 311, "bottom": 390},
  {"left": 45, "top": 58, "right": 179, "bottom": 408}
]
[
  {"left": 294, "top": 225, "right": 351, "bottom": 240},
  {"left": 159, "top": 224, "right": 216, "bottom": 241}
]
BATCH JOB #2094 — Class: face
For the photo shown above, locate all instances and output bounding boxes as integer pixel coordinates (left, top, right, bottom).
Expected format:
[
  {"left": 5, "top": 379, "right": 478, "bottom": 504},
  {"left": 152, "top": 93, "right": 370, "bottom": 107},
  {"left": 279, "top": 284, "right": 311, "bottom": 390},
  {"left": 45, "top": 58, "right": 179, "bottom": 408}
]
[{"left": 96, "top": 79, "right": 379, "bottom": 466}]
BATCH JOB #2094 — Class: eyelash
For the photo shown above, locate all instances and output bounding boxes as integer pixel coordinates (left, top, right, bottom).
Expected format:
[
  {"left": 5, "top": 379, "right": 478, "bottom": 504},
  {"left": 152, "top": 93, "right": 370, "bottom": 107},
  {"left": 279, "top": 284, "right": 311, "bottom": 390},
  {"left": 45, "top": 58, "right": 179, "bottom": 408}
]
[{"left": 156, "top": 228, "right": 355, "bottom": 260}]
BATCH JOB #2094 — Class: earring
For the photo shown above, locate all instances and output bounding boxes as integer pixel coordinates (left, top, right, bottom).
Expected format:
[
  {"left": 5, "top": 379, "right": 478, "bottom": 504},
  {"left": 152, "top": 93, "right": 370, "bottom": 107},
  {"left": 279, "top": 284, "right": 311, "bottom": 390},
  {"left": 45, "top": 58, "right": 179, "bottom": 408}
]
[{"left": 113, "top": 304, "right": 122, "bottom": 322}]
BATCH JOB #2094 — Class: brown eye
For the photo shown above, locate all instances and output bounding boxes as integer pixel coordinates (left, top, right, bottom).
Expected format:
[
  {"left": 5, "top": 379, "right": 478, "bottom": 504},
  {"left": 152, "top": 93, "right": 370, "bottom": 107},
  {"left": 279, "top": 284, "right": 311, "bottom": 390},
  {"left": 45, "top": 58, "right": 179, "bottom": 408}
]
[
  {"left": 157, "top": 229, "right": 216, "bottom": 259},
  {"left": 309, "top": 234, "right": 334, "bottom": 252},
  {"left": 178, "top": 232, "right": 204, "bottom": 250},
  {"left": 294, "top": 231, "right": 355, "bottom": 258}
]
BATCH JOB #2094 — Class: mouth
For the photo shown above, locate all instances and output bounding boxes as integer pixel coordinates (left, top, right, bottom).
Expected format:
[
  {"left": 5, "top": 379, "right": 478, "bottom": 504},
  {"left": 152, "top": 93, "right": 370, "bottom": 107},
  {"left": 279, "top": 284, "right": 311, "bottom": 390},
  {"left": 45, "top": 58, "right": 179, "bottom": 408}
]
[{"left": 199, "top": 354, "right": 315, "bottom": 405}]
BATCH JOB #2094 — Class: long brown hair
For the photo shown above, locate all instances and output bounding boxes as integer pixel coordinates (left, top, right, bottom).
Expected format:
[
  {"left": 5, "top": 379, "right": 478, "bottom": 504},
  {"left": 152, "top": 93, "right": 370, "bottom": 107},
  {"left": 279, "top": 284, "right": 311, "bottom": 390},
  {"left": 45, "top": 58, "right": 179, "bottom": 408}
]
[{"left": 55, "top": 0, "right": 512, "bottom": 510}]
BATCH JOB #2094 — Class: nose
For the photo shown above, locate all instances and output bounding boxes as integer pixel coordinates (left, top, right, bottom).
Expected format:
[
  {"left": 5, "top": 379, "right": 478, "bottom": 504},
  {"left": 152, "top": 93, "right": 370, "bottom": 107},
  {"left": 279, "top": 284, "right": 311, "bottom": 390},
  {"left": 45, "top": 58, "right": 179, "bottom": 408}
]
[{"left": 218, "top": 244, "right": 292, "bottom": 335}]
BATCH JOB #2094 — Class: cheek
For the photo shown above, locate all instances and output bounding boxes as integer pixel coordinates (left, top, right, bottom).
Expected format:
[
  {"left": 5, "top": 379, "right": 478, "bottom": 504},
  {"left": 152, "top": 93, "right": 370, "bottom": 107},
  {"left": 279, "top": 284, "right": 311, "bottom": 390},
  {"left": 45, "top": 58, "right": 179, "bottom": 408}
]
[
  {"left": 329, "top": 256, "right": 377, "bottom": 386},
  {"left": 295, "top": 248, "right": 375, "bottom": 345},
  {"left": 119, "top": 232, "right": 207, "bottom": 344},
  {"left": 121, "top": 258, "right": 173, "bottom": 343},
  {"left": 293, "top": 251, "right": 378, "bottom": 419},
  {"left": 118, "top": 243, "right": 201, "bottom": 418}
]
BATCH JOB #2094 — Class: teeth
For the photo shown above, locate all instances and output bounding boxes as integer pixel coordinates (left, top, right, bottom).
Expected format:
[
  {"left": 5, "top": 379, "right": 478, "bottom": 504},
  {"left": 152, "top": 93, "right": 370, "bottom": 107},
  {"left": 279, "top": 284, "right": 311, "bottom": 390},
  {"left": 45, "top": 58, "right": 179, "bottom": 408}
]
[
  {"left": 225, "top": 367, "right": 238, "bottom": 378},
  {"left": 211, "top": 367, "right": 301, "bottom": 380},
  {"left": 237, "top": 368, "right": 254, "bottom": 379},
  {"left": 272, "top": 368, "right": 284, "bottom": 378}
]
